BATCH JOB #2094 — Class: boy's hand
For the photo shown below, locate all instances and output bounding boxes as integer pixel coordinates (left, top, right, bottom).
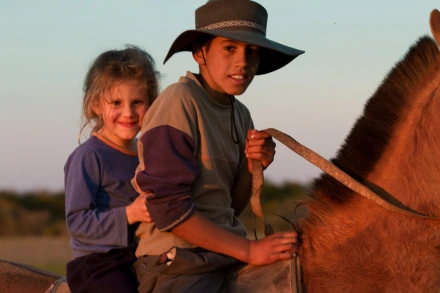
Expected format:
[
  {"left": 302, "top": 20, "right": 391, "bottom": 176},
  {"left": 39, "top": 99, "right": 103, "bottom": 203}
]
[
  {"left": 245, "top": 129, "right": 276, "bottom": 173},
  {"left": 247, "top": 231, "right": 298, "bottom": 266},
  {"left": 126, "top": 193, "right": 153, "bottom": 224}
]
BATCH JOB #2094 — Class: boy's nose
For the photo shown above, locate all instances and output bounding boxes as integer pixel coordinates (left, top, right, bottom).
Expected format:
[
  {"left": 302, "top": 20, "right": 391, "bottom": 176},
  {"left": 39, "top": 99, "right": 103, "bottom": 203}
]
[{"left": 234, "top": 49, "right": 248, "bottom": 67}]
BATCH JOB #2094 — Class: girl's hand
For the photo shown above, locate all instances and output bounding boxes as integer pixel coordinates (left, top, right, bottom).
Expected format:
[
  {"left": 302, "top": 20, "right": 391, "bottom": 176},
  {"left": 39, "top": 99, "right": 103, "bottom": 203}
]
[
  {"left": 247, "top": 231, "right": 298, "bottom": 266},
  {"left": 245, "top": 129, "right": 276, "bottom": 173},
  {"left": 126, "top": 193, "right": 153, "bottom": 224}
]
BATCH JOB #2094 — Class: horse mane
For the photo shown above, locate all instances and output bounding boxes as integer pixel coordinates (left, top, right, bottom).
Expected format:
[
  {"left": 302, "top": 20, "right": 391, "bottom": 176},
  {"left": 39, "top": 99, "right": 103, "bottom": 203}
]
[{"left": 310, "top": 36, "right": 440, "bottom": 207}]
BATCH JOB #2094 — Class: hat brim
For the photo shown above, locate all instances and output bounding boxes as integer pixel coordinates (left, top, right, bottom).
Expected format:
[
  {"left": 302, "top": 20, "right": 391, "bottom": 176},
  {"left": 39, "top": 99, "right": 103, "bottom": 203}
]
[{"left": 163, "top": 29, "right": 304, "bottom": 75}]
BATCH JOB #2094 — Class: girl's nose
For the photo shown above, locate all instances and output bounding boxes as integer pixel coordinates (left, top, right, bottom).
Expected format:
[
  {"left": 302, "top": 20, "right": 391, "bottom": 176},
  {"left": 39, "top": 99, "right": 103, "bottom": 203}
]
[{"left": 122, "top": 104, "right": 136, "bottom": 117}]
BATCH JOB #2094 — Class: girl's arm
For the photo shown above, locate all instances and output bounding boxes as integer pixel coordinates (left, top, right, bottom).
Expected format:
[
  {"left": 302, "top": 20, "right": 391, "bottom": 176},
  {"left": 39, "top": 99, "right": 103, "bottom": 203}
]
[{"left": 64, "top": 149, "right": 129, "bottom": 247}]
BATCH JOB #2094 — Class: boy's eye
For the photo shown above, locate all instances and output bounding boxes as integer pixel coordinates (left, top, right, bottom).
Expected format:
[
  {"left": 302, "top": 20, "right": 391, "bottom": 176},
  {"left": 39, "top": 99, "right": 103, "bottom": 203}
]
[
  {"left": 248, "top": 46, "right": 260, "bottom": 56},
  {"left": 224, "top": 46, "right": 235, "bottom": 52}
]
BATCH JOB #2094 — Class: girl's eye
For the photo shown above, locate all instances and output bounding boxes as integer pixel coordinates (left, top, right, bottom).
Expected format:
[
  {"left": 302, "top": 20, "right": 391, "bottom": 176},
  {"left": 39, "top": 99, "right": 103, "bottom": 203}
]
[
  {"left": 112, "top": 100, "right": 122, "bottom": 106},
  {"left": 133, "top": 100, "right": 146, "bottom": 107}
]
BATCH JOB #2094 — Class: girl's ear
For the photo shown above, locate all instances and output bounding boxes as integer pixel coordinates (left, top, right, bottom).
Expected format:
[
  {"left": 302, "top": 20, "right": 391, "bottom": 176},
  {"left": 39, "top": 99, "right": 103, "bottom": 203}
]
[
  {"left": 192, "top": 45, "right": 206, "bottom": 66},
  {"left": 91, "top": 101, "right": 101, "bottom": 115}
]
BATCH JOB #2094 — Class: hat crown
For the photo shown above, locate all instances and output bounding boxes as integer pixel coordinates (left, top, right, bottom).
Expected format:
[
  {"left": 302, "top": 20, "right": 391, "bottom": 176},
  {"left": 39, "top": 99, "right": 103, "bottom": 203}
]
[{"left": 195, "top": 0, "right": 268, "bottom": 35}]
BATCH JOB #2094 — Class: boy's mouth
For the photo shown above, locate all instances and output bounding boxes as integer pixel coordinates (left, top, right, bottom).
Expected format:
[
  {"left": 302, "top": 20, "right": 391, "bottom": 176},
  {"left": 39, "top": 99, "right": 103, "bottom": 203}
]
[{"left": 231, "top": 74, "right": 246, "bottom": 80}]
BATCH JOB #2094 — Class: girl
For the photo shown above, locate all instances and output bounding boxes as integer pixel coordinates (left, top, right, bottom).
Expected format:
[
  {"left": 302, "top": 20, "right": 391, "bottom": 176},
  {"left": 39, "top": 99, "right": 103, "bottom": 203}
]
[{"left": 64, "top": 45, "right": 160, "bottom": 293}]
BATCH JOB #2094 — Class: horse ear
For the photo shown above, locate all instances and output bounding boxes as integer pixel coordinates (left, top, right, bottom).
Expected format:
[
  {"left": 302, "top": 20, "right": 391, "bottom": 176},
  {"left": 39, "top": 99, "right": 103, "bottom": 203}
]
[{"left": 429, "top": 9, "right": 440, "bottom": 46}]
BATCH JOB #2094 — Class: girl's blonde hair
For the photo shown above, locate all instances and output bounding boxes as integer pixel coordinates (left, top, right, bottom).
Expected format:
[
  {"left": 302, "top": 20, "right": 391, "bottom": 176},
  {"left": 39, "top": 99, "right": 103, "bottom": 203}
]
[{"left": 79, "top": 45, "right": 160, "bottom": 142}]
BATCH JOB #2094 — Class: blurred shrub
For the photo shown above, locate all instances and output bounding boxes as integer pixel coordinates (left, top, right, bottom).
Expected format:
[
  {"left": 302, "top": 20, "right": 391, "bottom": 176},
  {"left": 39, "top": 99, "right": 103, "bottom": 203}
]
[
  {"left": 0, "top": 190, "right": 68, "bottom": 236},
  {"left": 0, "top": 180, "right": 311, "bottom": 237}
]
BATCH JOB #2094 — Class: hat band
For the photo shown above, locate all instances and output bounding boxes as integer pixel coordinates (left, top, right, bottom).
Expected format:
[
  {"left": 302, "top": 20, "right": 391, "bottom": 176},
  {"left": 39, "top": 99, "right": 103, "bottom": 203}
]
[{"left": 197, "top": 20, "right": 266, "bottom": 36}]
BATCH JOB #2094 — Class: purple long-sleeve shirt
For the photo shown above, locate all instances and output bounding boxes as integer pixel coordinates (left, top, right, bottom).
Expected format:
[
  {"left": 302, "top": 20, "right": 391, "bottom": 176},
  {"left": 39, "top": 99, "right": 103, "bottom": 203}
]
[{"left": 64, "top": 134, "right": 139, "bottom": 258}]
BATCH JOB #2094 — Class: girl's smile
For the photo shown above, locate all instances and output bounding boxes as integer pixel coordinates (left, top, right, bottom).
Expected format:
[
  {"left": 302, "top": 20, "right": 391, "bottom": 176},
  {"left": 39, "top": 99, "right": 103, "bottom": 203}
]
[{"left": 97, "top": 79, "right": 148, "bottom": 151}]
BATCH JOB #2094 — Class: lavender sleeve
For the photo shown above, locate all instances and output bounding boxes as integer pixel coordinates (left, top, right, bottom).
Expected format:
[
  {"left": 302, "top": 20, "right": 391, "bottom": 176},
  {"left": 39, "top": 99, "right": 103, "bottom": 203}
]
[{"left": 64, "top": 148, "right": 128, "bottom": 247}]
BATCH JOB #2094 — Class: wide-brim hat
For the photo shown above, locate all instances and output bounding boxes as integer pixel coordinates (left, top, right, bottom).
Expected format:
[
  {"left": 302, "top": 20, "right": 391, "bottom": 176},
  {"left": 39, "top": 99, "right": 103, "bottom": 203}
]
[{"left": 163, "top": 0, "right": 305, "bottom": 75}]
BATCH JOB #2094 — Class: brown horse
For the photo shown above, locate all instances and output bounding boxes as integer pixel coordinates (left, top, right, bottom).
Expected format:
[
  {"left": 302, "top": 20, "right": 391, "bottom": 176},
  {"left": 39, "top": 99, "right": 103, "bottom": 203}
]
[{"left": 280, "top": 9, "right": 440, "bottom": 293}]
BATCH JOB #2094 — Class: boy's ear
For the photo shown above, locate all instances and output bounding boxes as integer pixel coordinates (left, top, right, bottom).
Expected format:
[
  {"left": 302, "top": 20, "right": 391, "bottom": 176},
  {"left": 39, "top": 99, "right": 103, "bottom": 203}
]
[{"left": 192, "top": 45, "right": 206, "bottom": 66}]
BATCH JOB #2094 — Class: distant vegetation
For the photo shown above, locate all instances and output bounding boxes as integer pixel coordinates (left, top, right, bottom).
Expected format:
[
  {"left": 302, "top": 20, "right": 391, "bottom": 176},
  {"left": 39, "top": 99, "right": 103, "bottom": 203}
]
[
  {"left": 0, "top": 181, "right": 311, "bottom": 275},
  {"left": 0, "top": 190, "right": 68, "bottom": 236},
  {"left": 0, "top": 180, "right": 310, "bottom": 237}
]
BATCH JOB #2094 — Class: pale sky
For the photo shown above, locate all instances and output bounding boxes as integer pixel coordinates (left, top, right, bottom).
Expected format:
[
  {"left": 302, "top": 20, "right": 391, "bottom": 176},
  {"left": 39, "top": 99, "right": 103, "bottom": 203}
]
[{"left": 1, "top": 1, "right": 438, "bottom": 191}]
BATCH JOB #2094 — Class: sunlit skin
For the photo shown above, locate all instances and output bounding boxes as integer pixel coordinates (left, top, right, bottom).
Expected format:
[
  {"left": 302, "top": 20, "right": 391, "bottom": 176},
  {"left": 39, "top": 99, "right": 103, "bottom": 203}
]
[
  {"left": 95, "top": 79, "right": 148, "bottom": 152},
  {"left": 94, "top": 79, "right": 152, "bottom": 224}
]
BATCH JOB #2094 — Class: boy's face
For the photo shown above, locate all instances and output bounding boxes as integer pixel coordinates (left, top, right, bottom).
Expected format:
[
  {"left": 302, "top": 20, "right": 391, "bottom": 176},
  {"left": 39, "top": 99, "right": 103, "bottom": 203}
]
[{"left": 195, "top": 36, "right": 260, "bottom": 96}]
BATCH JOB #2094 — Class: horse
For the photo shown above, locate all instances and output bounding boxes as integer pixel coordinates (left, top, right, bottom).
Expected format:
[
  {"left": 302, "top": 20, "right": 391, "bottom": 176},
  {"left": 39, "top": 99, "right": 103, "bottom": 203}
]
[
  {"left": 2, "top": 8, "right": 440, "bottom": 293},
  {"left": 245, "top": 8, "right": 440, "bottom": 293}
]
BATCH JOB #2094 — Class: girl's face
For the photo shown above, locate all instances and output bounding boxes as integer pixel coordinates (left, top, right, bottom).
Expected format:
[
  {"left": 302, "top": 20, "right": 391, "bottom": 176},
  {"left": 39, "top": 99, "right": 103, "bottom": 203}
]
[{"left": 98, "top": 79, "right": 148, "bottom": 150}]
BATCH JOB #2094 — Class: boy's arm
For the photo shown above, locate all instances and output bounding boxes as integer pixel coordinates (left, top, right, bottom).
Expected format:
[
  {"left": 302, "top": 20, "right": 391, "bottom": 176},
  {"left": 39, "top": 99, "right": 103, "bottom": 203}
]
[{"left": 172, "top": 211, "right": 298, "bottom": 266}]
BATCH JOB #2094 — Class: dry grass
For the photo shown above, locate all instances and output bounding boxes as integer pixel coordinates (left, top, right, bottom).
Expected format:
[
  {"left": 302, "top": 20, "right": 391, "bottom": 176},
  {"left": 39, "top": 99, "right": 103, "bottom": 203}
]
[{"left": 0, "top": 236, "right": 72, "bottom": 275}]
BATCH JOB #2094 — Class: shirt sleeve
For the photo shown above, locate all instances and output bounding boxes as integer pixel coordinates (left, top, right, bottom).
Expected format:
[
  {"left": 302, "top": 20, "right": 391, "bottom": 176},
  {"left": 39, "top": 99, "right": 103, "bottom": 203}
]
[
  {"left": 134, "top": 85, "right": 199, "bottom": 231},
  {"left": 64, "top": 148, "right": 128, "bottom": 247}
]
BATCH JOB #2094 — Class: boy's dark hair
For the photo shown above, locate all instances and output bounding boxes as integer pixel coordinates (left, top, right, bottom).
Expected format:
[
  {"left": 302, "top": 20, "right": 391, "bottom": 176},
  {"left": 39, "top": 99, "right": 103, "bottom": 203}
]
[
  {"left": 79, "top": 45, "right": 160, "bottom": 142},
  {"left": 191, "top": 35, "right": 215, "bottom": 54}
]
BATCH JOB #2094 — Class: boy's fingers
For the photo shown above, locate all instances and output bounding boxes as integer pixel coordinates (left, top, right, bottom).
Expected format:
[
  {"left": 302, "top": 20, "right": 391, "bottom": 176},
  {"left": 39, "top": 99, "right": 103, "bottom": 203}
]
[
  {"left": 277, "top": 252, "right": 295, "bottom": 261},
  {"left": 247, "top": 139, "right": 272, "bottom": 146},
  {"left": 246, "top": 145, "right": 276, "bottom": 156},
  {"left": 250, "top": 130, "right": 272, "bottom": 140}
]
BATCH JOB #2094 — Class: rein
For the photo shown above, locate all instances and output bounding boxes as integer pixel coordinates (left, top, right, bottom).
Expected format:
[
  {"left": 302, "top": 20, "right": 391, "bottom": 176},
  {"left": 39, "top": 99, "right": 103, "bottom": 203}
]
[
  {"left": 251, "top": 128, "right": 440, "bottom": 235},
  {"left": 45, "top": 277, "right": 69, "bottom": 293}
]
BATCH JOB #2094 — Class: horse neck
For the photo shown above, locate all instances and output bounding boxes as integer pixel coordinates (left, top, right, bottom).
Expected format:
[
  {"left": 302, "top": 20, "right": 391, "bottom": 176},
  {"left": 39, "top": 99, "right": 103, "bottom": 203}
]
[
  {"left": 368, "top": 79, "right": 440, "bottom": 215},
  {"left": 300, "top": 37, "right": 440, "bottom": 292},
  {"left": 326, "top": 36, "right": 440, "bottom": 215}
]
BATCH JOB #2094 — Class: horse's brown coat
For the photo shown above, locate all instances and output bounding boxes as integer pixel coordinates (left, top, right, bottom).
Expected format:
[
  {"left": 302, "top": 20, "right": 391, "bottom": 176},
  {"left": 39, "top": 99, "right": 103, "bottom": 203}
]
[
  {"left": 300, "top": 32, "right": 440, "bottom": 293},
  {"left": 0, "top": 260, "right": 61, "bottom": 293}
]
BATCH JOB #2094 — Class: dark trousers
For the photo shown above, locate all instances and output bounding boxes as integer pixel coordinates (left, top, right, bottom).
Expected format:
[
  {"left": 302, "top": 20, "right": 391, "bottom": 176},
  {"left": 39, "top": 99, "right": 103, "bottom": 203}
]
[
  {"left": 134, "top": 247, "right": 242, "bottom": 293},
  {"left": 66, "top": 246, "right": 138, "bottom": 293}
]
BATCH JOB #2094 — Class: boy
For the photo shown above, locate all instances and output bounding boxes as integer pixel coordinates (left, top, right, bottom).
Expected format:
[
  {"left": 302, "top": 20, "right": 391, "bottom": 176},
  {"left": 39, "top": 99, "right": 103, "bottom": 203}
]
[{"left": 133, "top": 0, "right": 305, "bottom": 292}]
